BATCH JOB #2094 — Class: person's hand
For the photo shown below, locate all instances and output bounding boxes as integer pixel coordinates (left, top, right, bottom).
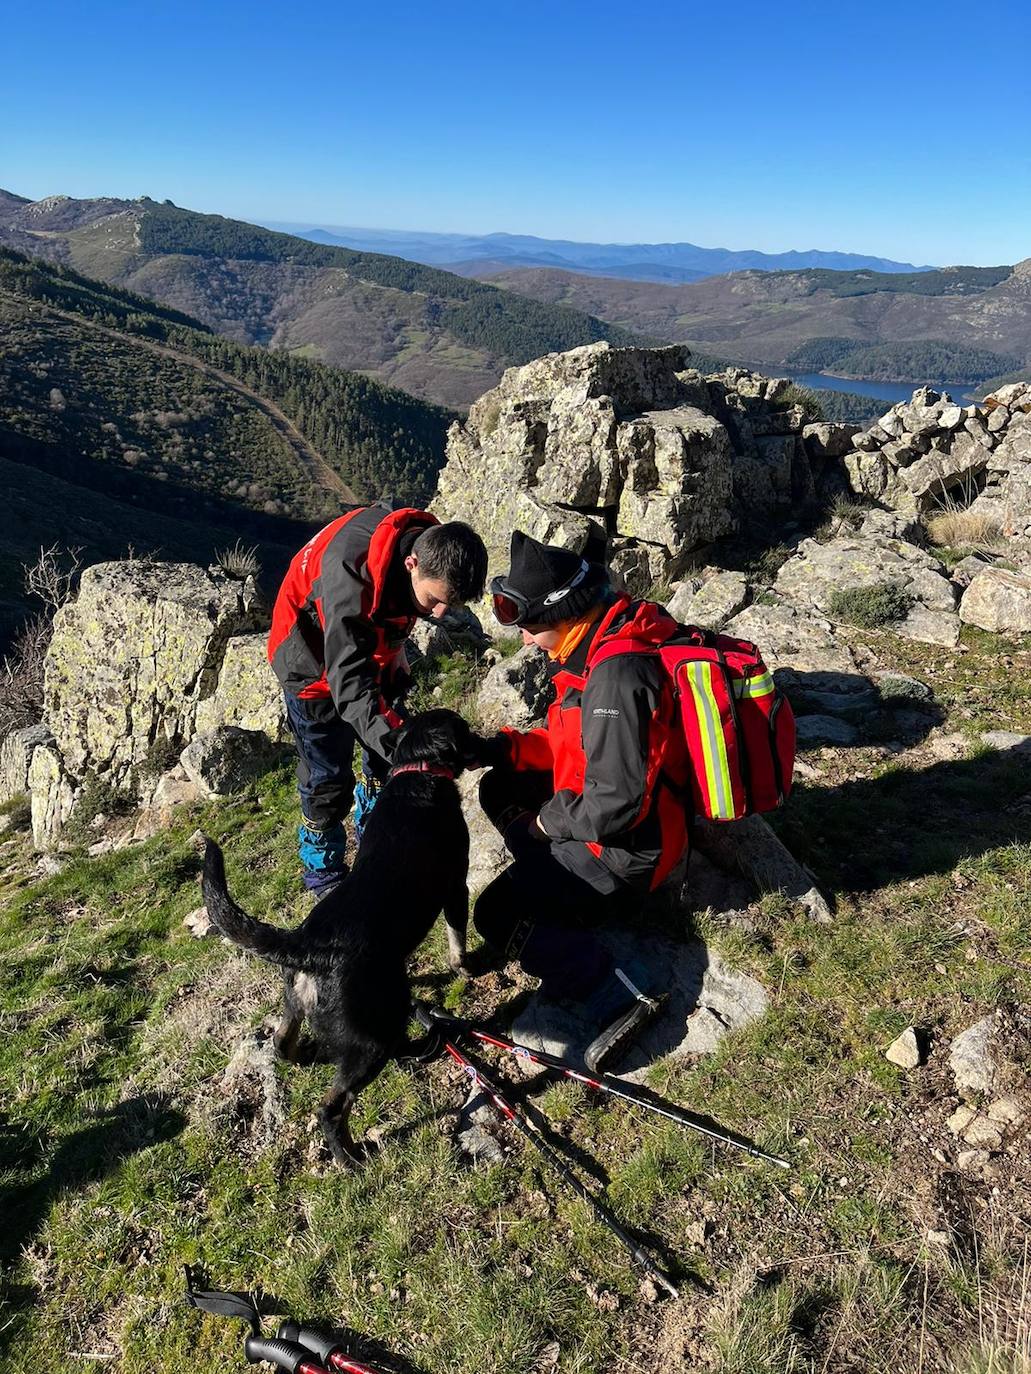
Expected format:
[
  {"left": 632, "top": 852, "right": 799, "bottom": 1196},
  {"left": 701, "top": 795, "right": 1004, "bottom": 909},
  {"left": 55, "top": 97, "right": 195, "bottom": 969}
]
[{"left": 464, "top": 732, "right": 511, "bottom": 771}]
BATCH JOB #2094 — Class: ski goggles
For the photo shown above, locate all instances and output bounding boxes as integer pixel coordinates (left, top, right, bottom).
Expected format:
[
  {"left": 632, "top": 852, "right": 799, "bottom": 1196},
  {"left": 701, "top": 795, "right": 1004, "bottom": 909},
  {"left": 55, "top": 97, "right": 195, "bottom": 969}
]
[{"left": 490, "top": 559, "right": 592, "bottom": 627}]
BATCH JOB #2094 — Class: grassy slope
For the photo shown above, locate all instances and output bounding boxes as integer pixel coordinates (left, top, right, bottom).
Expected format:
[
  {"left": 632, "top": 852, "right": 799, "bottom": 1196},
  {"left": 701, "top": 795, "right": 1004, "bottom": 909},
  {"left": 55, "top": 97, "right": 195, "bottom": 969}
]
[{"left": 2, "top": 620, "right": 1030, "bottom": 1372}]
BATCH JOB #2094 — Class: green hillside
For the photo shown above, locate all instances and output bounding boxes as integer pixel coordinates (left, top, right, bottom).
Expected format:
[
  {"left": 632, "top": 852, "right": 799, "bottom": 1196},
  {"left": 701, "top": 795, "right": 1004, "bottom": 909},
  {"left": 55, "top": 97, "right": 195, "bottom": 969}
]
[
  {"left": 785, "top": 337, "right": 1022, "bottom": 385},
  {"left": 0, "top": 195, "right": 640, "bottom": 408},
  {"left": 0, "top": 249, "right": 458, "bottom": 621}
]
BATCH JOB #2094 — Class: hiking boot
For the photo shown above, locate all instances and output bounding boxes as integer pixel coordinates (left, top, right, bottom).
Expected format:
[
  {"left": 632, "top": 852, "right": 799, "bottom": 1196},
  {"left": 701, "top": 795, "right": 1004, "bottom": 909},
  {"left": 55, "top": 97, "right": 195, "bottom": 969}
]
[
  {"left": 299, "top": 821, "right": 348, "bottom": 894},
  {"left": 582, "top": 961, "right": 666, "bottom": 1076}
]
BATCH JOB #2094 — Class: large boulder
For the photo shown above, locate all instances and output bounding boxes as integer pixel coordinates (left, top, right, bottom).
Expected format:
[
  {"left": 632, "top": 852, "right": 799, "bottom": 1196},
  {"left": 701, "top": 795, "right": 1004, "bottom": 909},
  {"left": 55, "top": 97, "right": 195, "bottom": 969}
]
[
  {"left": 435, "top": 343, "right": 820, "bottom": 588},
  {"left": 475, "top": 646, "right": 551, "bottom": 732},
  {"left": 959, "top": 566, "right": 1031, "bottom": 633},
  {"left": 43, "top": 561, "right": 262, "bottom": 792},
  {"left": 28, "top": 738, "right": 76, "bottom": 850},
  {"left": 180, "top": 726, "right": 283, "bottom": 798},
  {"left": 194, "top": 633, "right": 287, "bottom": 742}
]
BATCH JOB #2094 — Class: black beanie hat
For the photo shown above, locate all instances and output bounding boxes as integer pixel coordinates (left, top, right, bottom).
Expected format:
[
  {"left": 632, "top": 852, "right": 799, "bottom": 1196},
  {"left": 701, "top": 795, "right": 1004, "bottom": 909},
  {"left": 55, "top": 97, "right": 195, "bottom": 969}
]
[{"left": 494, "top": 530, "right": 609, "bottom": 626}]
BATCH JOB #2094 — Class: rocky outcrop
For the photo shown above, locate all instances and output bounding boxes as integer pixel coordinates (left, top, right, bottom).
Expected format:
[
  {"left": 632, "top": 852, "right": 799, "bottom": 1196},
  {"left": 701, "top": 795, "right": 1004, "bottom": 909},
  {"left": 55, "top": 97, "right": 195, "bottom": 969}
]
[
  {"left": 194, "top": 634, "right": 286, "bottom": 741},
  {"left": 44, "top": 561, "right": 263, "bottom": 792},
  {"left": 959, "top": 566, "right": 1031, "bottom": 633},
  {"left": 844, "top": 383, "right": 1031, "bottom": 531},
  {"left": 25, "top": 560, "right": 281, "bottom": 847},
  {"left": 435, "top": 343, "right": 827, "bottom": 594},
  {"left": 180, "top": 727, "right": 284, "bottom": 799}
]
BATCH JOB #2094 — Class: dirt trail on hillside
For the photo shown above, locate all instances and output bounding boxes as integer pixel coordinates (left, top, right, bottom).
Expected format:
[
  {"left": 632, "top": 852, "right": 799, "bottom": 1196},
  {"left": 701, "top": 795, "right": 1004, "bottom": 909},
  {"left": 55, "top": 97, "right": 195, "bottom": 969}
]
[{"left": 48, "top": 305, "right": 358, "bottom": 505}]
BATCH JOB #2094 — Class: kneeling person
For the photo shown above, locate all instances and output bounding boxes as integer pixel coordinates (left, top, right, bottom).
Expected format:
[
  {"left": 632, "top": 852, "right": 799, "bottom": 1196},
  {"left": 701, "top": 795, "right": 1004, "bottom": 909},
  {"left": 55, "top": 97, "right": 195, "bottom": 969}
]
[{"left": 474, "top": 532, "right": 690, "bottom": 1073}]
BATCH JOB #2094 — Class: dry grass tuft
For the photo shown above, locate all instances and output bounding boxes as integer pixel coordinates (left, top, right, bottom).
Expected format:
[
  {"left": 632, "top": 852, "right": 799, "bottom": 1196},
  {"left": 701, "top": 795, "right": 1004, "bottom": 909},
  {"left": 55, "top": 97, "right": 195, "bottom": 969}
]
[{"left": 925, "top": 509, "right": 1004, "bottom": 550}]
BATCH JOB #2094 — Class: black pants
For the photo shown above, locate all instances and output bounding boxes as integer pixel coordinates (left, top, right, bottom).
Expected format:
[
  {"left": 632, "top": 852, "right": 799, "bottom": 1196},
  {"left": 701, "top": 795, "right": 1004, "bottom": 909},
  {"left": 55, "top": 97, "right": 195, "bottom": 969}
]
[
  {"left": 473, "top": 767, "right": 632, "bottom": 999},
  {"left": 284, "top": 694, "right": 385, "bottom": 830}
]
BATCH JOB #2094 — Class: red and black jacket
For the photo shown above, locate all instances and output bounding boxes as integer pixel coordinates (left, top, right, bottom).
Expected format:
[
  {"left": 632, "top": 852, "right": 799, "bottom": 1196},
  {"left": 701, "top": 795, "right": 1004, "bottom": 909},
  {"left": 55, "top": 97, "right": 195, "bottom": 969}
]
[
  {"left": 501, "top": 597, "right": 690, "bottom": 892},
  {"left": 268, "top": 503, "right": 438, "bottom": 761}
]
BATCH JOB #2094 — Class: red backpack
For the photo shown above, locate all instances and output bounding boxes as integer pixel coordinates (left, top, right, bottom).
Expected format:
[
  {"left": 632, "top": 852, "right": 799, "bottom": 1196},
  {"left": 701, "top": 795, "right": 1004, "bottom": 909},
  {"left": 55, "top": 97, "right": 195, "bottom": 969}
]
[{"left": 590, "top": 625, "right": 795, "bottom": 822}]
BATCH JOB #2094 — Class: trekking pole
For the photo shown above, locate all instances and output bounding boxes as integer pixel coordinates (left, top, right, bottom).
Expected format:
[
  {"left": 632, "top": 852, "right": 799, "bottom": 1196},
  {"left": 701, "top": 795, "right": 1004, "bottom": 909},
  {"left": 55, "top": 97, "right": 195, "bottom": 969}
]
[
  {"left": 417, "top": 1011, "right": 680, "bottom": 1299},
  {"left": 184, "top": 1269, "right": 330, "bottom": 1374},
  {"left": 421, "top": 1005, "right": 789, "bottom": 1170},
  {"left": 277, "top": 1322, "right": 388, "bottom": 1374}
]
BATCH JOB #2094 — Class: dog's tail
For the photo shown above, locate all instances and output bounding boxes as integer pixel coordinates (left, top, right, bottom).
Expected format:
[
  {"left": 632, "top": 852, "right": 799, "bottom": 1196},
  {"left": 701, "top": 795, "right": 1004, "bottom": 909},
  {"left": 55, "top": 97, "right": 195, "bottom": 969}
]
[{"left": 202, "top": 838, "right": 304, "bottom": 968}]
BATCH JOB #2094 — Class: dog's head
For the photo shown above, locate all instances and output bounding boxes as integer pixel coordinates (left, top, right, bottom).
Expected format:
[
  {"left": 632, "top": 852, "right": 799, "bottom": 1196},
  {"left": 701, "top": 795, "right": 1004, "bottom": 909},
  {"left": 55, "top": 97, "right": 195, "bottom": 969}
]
[{"left": 391, "top": 709, "right": 477, "bottom": 776}]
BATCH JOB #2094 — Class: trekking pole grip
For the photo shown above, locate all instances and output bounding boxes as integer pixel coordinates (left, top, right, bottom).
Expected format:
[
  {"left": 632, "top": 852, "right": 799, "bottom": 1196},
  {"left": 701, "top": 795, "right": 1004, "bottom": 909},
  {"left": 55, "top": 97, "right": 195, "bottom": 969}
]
[{"left": 244, "top": 1333, "right": 326, "bottom": 1372}]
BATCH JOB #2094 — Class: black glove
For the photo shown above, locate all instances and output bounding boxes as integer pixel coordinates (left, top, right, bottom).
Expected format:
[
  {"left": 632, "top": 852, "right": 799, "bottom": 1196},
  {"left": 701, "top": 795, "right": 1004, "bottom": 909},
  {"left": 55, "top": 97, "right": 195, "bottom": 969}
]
[{"left": 465, "top": 732, "right": 511, "bottom": 771}]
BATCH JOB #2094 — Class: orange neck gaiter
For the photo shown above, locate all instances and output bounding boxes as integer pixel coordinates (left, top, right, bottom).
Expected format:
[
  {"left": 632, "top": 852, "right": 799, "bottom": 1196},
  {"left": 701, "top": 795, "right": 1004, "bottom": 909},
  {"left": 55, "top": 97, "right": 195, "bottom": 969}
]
[{"left": 548, "top": 603, "right": 606, "bottom": 664}]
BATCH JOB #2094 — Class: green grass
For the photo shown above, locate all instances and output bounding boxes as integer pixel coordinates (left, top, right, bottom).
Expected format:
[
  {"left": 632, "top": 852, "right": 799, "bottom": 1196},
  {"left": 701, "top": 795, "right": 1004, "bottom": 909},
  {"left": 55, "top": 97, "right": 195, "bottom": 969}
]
[{"left": 2, "top": 626, "right": 1031, "bottom": 1370}]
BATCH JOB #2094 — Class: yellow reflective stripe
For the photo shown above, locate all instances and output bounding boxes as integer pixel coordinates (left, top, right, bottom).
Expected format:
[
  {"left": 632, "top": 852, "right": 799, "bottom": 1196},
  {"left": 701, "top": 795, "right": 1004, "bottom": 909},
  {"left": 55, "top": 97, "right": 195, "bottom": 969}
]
[
  {"left": 733, "top": 671, "right": 775, "bottom": 700},
  {"left": 687, "top": 662, "right": 735, "bottom": 819}
]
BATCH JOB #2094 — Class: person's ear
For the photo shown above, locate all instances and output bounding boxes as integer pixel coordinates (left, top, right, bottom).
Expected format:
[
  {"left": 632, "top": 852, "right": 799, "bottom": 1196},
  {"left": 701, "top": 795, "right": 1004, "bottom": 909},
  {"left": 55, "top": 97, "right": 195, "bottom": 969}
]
[{"left": 404, "top": 554, "right": 418, "bottom": 574}]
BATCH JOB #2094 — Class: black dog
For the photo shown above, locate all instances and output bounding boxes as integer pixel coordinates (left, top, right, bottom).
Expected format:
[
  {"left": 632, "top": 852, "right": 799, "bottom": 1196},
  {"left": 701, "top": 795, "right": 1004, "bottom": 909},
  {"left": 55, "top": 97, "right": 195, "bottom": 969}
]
[{"left": 202, "top": 708, "right": 480, "bottom": 1164}]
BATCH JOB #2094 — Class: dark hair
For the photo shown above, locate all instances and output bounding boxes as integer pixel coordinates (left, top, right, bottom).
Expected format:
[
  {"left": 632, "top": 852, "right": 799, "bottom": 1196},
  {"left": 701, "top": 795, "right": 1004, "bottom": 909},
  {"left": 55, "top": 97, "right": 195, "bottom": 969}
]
[{"left": 412, "top": 522, "right": 488, "bottom": 604}]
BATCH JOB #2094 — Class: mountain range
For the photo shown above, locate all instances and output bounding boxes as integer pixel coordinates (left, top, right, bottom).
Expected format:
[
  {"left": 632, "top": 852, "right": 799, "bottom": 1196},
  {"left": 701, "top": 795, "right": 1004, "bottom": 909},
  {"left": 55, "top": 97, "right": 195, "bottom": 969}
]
[
  {"left": 0, "top": 192, "right": 633, "bottom": 408},
  {"left": 264, "top": 221, "right": 933, "bottom": 283}
]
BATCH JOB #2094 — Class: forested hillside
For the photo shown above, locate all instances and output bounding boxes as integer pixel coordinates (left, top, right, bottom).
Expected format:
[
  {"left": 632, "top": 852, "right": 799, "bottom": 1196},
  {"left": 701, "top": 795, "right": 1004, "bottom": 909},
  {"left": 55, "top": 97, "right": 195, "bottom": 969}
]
[
  {"left": 0, "top": 249, "right": 456, "bottom": 618},
  {"left": 482, "top": 260, "right": 1031, "bottom": 386},
  {"left": 0, "top": 194, "right": 638, "bottom": 408}
]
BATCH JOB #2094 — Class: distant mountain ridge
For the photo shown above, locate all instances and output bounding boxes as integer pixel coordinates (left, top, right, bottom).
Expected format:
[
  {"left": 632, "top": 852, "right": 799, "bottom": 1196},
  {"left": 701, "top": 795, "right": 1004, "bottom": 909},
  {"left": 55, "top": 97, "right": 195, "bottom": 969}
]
[
  {"left": 478, "top": 261, "right": 1031, "bottom": 386},
  {"left": 264, "top": 220, "right": 935, "bottom": 283},
  {"left": 0, "top": 192, "right": 637, "bottom": 408}
]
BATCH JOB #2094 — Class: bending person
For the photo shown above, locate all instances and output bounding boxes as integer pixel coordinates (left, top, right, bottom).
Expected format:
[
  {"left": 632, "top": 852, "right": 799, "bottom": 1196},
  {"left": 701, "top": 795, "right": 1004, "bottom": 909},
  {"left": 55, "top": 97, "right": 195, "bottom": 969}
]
[{"left": 268, "top": 501, "right": 487, "bottom": 893}]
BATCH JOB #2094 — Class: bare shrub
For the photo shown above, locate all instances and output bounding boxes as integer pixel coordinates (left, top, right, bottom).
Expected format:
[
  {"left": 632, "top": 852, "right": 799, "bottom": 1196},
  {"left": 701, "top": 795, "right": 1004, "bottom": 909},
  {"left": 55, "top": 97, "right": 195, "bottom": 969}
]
[
  {"left": 0, "top": 546, "right": 83, "bottom": 741},
  {"left": 0, "top": 614, "right": 50, "bottom": 739},
  {"left": 23, "top": 544, "right": 82, "bottom": 613}
]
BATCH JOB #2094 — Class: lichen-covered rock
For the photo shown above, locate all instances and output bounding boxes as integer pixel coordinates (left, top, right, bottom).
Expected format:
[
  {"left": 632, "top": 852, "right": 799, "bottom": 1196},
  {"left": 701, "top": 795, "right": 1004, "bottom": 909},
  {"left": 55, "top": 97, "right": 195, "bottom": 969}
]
[
  {"left": 28, "top": 738, "right": 76, "bottom": 850},
  {"left": 803, "top": 422, "right": 863, "bottom": 460},
  {"left": 194, "top": 633, "right": 287, "bottom": 741},
  {"left": 1, "top": 723, "right": 51, "bottom": 804},
  {"left": 435, "top": 343, "right": 819, "bottom": 590},
  {"left": 44, "top": 561, "right": 262, "bottom": 791},
  {"left": 773, "top": 533, "right": 960, "bottom": 646},
  {"left": 407, "top": 606, "right": 490, "bottom": 663},
  {"left": 180, "top": 726, "right": 283, "bottom": 798},
  {"left": 476, "top": 646, "right": 551, "bottom": 732},
  {"left": 959, "top": 566, "right": 1031, "bottom": 633},
  {"left": 664, "top": 570, "right": 749, "bottom": 630},
  {"left": 459, "top": 768, "right": 510, "bottom": 897}
]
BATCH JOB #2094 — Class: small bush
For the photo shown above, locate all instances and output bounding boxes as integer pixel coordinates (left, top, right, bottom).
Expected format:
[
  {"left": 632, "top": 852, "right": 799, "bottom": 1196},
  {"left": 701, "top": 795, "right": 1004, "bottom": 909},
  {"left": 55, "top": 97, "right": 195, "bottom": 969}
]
[
  {"left": 773, "top": 382, "right": 824, "bottom": 421},
  {"left": 828, "top": 581, "right": 914, "bottom": 628},
  {"left": 925, "top": 509, "right": 1003, "bottom": 550},
  {"left": 215, "top": 540, "right": 261, "bottom": 579},
  {"left": 63, "top": 772, "right": 135, "bottom": 840}
]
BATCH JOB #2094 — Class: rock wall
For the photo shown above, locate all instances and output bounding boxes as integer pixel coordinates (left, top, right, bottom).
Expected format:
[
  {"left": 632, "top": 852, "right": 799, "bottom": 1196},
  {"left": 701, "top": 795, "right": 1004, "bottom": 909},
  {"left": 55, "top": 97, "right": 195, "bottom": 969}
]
[
  {"left": 434, "top": 341, "right": 855, "bottom": 594},
  {"left": 845, "top": 382, "right": 1031, "bottom": 530}
]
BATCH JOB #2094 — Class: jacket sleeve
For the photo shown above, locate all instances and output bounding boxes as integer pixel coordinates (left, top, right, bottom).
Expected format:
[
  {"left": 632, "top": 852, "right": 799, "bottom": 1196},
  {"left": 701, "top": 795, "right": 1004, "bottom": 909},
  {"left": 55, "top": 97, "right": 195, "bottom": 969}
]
[
  {"left": 323, "top": 614, "right": 398, "bottom": 762},
  {"left": 320, "top": 534, "right": 397, "bottom": 762},
  {"left": 538, "top": 656, "right": 661, "bottom": 843},
  {"left": 500, "top": 725, "right": 554, "bottom": 772}
]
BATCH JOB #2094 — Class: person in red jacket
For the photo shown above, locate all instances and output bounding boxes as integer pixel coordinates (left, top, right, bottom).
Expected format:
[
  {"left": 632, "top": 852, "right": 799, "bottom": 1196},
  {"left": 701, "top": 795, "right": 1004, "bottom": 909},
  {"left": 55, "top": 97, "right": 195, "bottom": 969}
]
[
  {"left": 269, "top": 501, "right": 487, "bottom": 892},
  {"left": 472, "top": 531, "right": 689, "bottom": 1072}
]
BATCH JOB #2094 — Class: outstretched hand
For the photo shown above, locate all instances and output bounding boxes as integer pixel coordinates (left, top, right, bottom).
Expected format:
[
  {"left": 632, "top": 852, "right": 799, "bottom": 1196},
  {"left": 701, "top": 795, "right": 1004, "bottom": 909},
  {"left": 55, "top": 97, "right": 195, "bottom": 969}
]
[{"left": 464, "top": 731, "right": 510, "bottom": 771}]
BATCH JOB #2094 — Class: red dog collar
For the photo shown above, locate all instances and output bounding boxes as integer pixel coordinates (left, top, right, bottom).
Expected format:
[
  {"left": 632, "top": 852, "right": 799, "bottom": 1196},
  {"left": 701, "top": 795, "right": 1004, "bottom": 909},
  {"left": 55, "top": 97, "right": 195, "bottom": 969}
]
[{"left": 389, "top": 762, "right": 455, "bottom": 780}]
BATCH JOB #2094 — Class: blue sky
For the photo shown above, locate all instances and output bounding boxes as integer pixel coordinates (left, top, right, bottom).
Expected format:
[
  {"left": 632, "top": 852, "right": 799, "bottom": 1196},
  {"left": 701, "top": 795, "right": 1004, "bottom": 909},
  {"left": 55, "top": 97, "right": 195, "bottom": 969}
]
[{"left": 4, "top": 0, "right": 1029, "bottom": 265}]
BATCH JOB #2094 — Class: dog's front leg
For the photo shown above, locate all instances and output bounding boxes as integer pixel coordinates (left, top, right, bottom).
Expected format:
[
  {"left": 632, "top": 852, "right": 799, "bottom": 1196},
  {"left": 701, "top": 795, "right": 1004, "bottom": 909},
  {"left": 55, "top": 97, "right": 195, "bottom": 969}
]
[
  {"left": 318, "top": 1072, "right": 363, "bottom": 1168},
  {"left": 444, "top": 880, "right": 469, "bottom": 973}
]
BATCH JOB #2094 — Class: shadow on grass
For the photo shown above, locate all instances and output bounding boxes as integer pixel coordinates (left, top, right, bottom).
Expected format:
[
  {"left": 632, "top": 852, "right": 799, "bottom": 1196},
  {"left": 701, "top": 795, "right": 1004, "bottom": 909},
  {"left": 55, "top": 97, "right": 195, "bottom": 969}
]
[
  {"left": 0, "top": 1092, "right": 186, "bottom": 1349},
  {"left": 773, "top": 740, "right": 1031, "bottom": 893}
]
